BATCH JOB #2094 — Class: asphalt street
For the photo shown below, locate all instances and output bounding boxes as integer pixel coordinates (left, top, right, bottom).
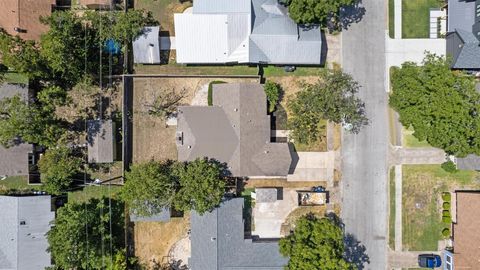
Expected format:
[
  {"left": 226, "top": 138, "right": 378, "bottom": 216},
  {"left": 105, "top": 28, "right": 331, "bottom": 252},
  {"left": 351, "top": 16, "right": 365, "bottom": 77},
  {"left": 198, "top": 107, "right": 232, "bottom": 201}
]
[{"left": 341, "top": 0, "right": 389, "bottom": 269}]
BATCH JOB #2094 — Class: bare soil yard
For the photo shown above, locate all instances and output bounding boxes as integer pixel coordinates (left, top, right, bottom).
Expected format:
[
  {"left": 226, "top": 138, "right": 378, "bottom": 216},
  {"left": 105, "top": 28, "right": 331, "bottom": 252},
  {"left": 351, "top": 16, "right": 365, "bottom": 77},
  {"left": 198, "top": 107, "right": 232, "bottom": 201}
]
[
  {"left": 244, "top": 179, "right": 327, "bottom": 189},
  {"left": 132, "top": 77, "right": 257, "bottom": 162},
  {"left": 134, "top": 216, "right": 190, "bottom": 269}
]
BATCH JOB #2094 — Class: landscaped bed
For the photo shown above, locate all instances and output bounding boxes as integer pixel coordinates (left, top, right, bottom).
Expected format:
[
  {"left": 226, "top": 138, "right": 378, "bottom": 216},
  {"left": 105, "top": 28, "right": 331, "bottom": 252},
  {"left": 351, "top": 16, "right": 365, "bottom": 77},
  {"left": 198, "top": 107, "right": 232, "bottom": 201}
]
[
  {"left": 402, "top": 165, "right": 480, "bottom": 251},
  {"left": 402, "top": 0, "right": 442, "bottom": 38}
]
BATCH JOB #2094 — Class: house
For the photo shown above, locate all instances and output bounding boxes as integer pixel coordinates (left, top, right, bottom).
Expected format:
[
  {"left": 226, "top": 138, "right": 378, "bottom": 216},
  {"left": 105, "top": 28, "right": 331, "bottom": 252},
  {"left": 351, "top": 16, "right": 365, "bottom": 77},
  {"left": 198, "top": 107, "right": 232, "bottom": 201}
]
[
  {"left": 0, "top": 195, "right": 55, "bottom": 270},
  {"left": 176, "top": 83, "right": 292, "bottom": 177},
  {"left": 189, "top": 198, "right": 288, "bottom": 270},
  {"left": 87, "top": 120, "right": 116, "bottom": 163},
  {"left": 79, "top": 0, "right": 113, "bottom": 9},
  {"left": 446, "top": 0, "right": 480, "bottom": 70},
  {"left": 0, "top": 0, "right": 56, "bottom": 41},
  {"left": 444, "top": 191, "right": 480, "bottom": 269},
  {"left": 0, "top": 83, "right": 36, "bottom": 178},
  {"left": 133, "top": 26, "right": 161, "bottom": 64},
  {"left": 174, "top": 0, "right": 322, "bottom": 65}
]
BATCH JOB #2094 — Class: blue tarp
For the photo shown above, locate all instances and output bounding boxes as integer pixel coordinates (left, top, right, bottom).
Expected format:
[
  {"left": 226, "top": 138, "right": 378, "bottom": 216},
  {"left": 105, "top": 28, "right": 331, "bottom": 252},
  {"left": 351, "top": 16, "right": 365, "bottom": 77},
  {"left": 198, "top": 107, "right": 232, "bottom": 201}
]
[{"left": 104, "top": 39, "right": 121, "bottom": 55}]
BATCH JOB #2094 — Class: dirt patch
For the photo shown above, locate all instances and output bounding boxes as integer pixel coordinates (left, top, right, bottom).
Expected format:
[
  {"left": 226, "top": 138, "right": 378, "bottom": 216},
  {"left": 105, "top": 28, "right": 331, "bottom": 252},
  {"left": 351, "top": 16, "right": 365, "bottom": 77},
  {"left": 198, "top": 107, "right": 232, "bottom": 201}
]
[
  {"left": 132, "top": 77, "right": 257, "bottom": 163},
  {"left": 280, "top": 205, "right": 327, "bottom": 235},
  {"left": 134, "top": 216, "right": 190, "bottom": 269},
  {"left": 244, "top": 179, "right": 327, "bottom": 189},
  {"left": 136, "top": 0, "right": 192, "bottom": 36}
]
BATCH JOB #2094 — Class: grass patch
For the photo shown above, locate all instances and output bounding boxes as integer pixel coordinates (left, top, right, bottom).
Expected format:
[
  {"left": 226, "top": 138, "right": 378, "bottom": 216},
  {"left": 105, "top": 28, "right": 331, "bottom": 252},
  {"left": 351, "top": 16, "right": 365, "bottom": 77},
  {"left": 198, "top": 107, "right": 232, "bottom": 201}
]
[
  {"left": 135, "top": 0, "right": 192, "bottom": 35},
  {"left": 241, "top": 188, "right": 255, "bottom": 232},
  {"left": 402, "top": 127, "right": 431, "bottom": 148},
  {"left": 207, "top": 81, "right": 226, "bottom": 106},
  {"left": 402, "top": 165, "right": 480, "bottom": 251},
  {"left": 0, "top": 176, "right": 31, "bottom": 190},
  {"left": 68, "top": 185, "right": 121, "bottom": 204},
  {"left": 402, "top": 0, "right": 442, "bottom": 38},
  {"left": 3, "top": 72, "right": 28, "bottom": 84},
  {"left": 292, "top": 119, "right": 328, "bottom": 152},
  {"left": 263, "top": 66, "right": 324, "bottom": 77},
  {"left": 135, "top": 64, "right": 259, "bottom": 76},
  {"left": 389, "top": 0, "right": 395, "bottom": 38},
  {"left": 389, "top": 167, "right": 396, "bottom": 250},
  {"left": 281, "top": 205, "right": 327, "bottom": 235}
]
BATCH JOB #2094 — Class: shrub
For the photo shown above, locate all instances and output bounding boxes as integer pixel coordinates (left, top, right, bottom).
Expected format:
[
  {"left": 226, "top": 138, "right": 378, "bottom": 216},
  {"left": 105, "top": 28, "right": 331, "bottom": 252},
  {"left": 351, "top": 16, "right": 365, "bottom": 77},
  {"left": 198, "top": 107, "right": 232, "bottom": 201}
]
[
  {"left": 442, "top": 192, "right": 451, "bottom": 202},
  {"left": 442, "top": 228, "right": 451, "bottom": 237},
  {"left": 442, "top": 210, "right": 451, "bottom": 217},
  {"left": 264, "top": 81, "right": 281, "bottom": 113},
  {"left": 208, "top": 81, "right": 226, "bottom": 106},
  {"left": 443, "top": 202, "right": 450, "bottom": 209},
  {"left": 442, "top": 215, "right": 452, "bottom": 223},
  {"left": 441, "top": 161, "right": 457, "bottom": 173}
]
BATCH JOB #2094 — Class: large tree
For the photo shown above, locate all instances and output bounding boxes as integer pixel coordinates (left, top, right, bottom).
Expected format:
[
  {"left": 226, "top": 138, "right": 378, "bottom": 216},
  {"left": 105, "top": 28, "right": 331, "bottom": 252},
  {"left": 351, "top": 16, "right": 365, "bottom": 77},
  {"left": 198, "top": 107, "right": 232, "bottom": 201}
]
[
  {"left": 173, "top": 158, "right": 226, "bottom": 215},
  {"left": 279, "top": 215, "right": 352, "bottom": 270},
  {"left": 287, "top": 70, "right": 367, "bottom": 145},
  {"left": 120, "top": 161, "right": 176, "bottom": 217},
  {"left": 38, "top": 146, "right": 83, "bottom": 194},
  {"left": 390, "top": 54, "right": 480, "bottom": 156},
  {"left": 47, "top": 198, "right": 125, "bottom": 270},
  {"left": 287, "top": 0, "right": 355, "bottom": 25}
]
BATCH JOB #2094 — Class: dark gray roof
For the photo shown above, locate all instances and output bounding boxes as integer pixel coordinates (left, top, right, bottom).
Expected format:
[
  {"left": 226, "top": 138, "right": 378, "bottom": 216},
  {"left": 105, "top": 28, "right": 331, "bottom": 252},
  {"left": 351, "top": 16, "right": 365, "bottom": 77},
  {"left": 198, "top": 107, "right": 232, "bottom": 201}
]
[
  {"left": 130, "top": 207, "right": 171, "bottom": 222},
  {"left": 0, "top": 195, "right": 55, "bottom": 270},
  {"left": 447, "top": 29, "right": 480, "bottom": 69},
  {"left": 0, "top": 83, "right": 33, "bottom": 177},
  {"left": 176, "top": 83, "right": 292, "bottom": 177},
  {"left": 447, "top": 0, "right": 476, "bottom": 32},
  {"left": 255, "top": 188, "right": 278, "bottom": 203},
  {"left": 190, "top": 198, "right": 288, "bottom": 270},
  {"left": 87, "top": 120, "right": 115, "bottom": 163},
  {"left": 457, "top": 154, "right": 480, "bottom": 170}
]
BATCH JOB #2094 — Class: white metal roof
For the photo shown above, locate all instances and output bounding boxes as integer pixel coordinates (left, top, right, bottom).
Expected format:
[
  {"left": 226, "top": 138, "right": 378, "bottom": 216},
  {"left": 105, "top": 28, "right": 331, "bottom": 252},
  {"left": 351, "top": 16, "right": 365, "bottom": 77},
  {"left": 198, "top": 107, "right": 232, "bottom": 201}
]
[{"left": 133, "top": 26, "right": 161, "bottom": 64}]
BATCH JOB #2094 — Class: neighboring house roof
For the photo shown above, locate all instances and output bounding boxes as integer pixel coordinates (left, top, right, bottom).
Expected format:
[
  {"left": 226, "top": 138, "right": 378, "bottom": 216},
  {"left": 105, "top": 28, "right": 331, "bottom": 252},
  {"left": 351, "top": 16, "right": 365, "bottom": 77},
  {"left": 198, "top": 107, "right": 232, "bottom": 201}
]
[
  {"left": 447, "top": 29, "right": 480, "bottom": 69},
  {"left": 255, "top": 188, "right": 279, "bottom": 203},
  {"left": 0, "top": 0, "right": 55, "bottom": 41},
  {"left": 130, "top": 207, "right": 171, "bottom": 222},
  {"left": 133, "top": 26, "right": 161, "bottom": 64},
  {"left": 189, "top": 198, "right": 288, "bottom": 270},
  {"left": 452, "top": 191, "right": 480, "bottom": 268},
  {"left": 87, "top": 120, "right": 115, "bottom": 163},
  {"left": 456, "top": 154, "right": 480, "bottom": 170},
  {"left": 0, "top": 83, "right": 33, "bottom": 177},
  {"left": 176, "top": 83, "right": 292, "bottom": 177},
  {"left": 447, "top": 0, "right": 476, "bottom": 32},
  {"left": 174, "top": 0, "right": 322, "bottom": 64},
  {"left": 0, "top": 195, "right": 55, "bottom": 270}
]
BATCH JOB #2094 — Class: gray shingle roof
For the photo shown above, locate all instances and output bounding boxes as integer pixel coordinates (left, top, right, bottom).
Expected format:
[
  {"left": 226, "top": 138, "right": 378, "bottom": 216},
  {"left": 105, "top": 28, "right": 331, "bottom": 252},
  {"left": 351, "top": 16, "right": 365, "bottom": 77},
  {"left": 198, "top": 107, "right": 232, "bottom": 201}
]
[
  {"left": 0, "top": 195, "right": 55, "bottom": 270},
  {"left": 457, "top": 154, "right": 480, "bottom": 170},
  {"left": 87, "top": 120, "right": 115, "bottom": 163},
  {"left": 449, "top": 29, "right": 480, "bottom": 69},
  {"left": 447, "top": 0, "right": 476, "bottom": 32},
  {"left": 189, "top": 198, "right": 288, "bottom": 270},
  {"left": 133, "top": 26, "right": 161, "bottom": 64},
  {"left": 176, "top": 83, "right": 292, "bottom": 177}
]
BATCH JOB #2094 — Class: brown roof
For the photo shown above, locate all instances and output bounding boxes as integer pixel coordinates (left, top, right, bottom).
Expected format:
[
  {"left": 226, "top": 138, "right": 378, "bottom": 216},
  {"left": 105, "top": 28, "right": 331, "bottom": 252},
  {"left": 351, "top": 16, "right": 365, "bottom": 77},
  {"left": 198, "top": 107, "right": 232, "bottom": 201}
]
[
  {"left": 453, "top": 191, "right": 480, "bottom": 269},
  {"left": 0, "top": 0, "right": 55, "bottom": 41}
]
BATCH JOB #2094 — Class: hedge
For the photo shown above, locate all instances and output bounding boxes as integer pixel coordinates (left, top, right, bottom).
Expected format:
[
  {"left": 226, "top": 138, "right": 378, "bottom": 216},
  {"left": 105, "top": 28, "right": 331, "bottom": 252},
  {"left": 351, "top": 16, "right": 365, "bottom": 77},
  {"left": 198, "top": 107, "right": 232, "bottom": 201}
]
[
  {"left": 442, "top": 210, "right": 451, "bottom": 217},
  {"left": 208, "top": 81, "right": 226, "bottom": 106},
  {"left": 442, "top": 192, "right": 451, "bottom": 202},
  {"left": 441, "top": 160, "right": 457, "bottom": 173},
  {"left": 442, "top": 215, "right": 452, "bottom": 223},
  {"left": 443, "top": 202, "right": 450, "bottom": 209},
  {"left": 442, "top": 228, "right": 451, "bottom": 237}
]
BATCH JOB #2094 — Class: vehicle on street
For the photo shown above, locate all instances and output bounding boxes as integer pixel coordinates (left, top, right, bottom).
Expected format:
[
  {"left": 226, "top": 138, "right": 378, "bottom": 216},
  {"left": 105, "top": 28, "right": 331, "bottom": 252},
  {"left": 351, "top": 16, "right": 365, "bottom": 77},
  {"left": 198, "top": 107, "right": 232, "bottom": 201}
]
[{"left": 418, "top": 254, "right": 441, "bottom": 268}]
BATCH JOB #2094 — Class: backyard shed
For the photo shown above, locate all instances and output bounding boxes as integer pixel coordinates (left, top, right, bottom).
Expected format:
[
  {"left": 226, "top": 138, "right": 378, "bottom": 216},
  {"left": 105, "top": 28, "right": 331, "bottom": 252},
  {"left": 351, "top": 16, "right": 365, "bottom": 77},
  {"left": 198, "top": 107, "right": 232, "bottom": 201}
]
[
  {"left": 87, "top": 120, "right": 116, "bottom": 163},
  {"left": 133, "top": 26, "right": 161, "bottom": 64}
]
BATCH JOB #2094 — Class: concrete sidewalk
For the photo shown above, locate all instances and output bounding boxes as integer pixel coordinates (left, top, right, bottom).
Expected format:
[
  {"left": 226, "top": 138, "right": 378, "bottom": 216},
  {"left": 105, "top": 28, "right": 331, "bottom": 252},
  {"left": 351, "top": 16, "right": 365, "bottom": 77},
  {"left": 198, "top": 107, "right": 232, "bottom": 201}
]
[
  {"left": 394, "top": 0, "right": 402, "bottom": 39},
  {"left": 391, "top": 147, "right": 446, "bottom": 165},
  {"left": 389, "top": 251, "right": 442, "bottom": 268}
]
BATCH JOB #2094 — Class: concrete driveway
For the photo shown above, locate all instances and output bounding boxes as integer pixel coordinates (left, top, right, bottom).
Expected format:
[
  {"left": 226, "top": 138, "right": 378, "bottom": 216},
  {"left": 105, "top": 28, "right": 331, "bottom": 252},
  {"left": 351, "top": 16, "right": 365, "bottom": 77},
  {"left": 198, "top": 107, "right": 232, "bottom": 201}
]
[
  {"left": 252, "top": 188, "right": 298, "bottom": 238},
  {"left": 287, "top": 151, "right": 334, "bottom": 182}
]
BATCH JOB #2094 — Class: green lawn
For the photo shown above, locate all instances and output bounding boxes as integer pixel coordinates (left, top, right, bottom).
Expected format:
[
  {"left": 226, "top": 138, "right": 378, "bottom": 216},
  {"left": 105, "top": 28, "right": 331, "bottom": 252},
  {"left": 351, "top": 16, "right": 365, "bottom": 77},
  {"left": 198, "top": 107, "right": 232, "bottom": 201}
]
[
  {"left": 241, "top": 188, "right": 255, "bottom": 232},
  {"left": 389, "top": 0, "right": 395, "bottom": 38},
  {"left": 292, "top": 119, "right": 328, "bottom": 152},
  {"left": 0, "top": 176, "right": 30, "bottom": 190},
  {"left": 402, "top": 127, "right": 431, "bottom": 148},
  {"left": 402, "top": 0, "right": 442, "bottom": 38},
  {"left": 389, "top": 168, "right": 396, "bottom": 250},
  {"left": 68, "top": 185, "right": 121, "bottom": 204},
  {"left": 3, "top": 72, "right": 28, "bottom": 84},
  {"left": 263, "top": 66, "right": 324, "bottom": 77},
  {"left": 402, "top": 165, "right": 480, "bottom": 251}
]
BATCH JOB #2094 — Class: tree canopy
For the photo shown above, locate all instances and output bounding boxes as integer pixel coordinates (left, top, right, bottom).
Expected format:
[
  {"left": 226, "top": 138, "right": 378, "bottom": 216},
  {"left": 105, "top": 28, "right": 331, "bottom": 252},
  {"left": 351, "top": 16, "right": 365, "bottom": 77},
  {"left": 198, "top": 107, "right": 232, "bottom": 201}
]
[
  {"left": 173, "top": 158, "right": 226, "bottom": 215},
  {"left": 264, "top": 81, "right": 282, "bottom": 113},
  {"left": 38, "top": 146, "right": 83, "bottom": 194},
  {"left": 287, "top": 0, "right": 356, "bottom": 25},
  {"left": 47, "top": 198, "right": 125, "bottom": 270},
  {"left": 279, "top": 215, "right": 352, "bottom": 270},
  {"left": 120, "top": 161, "right": 176, "bottom": 217},
  {"left": 287, "top": 70, "right": 367, "bottom": 144},
  {"left": 390, "top": 54, "right": 480, "bottom": 156}
]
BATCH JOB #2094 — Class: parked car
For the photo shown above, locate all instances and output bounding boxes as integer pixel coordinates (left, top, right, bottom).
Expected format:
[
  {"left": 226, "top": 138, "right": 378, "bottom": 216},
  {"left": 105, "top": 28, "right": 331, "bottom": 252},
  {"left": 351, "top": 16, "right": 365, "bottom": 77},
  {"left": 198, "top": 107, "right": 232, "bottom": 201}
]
[
  {"left": 284, "top": 65, "right": 296, "bottom": 72},
  {"left": 418, "top": 254, "right": 441, "bottom": 268}
]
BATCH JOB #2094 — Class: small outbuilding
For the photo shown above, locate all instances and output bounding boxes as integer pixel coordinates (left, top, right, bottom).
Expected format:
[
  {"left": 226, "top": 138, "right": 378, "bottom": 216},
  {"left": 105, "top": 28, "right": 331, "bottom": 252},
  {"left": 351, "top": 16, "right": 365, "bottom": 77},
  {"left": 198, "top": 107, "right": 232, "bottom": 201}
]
[
  {"left": 87, "top": 120, "right": 116, "bottom": 163},
  {"left": 133, "top": 26, "right": 161, "bottom": 64},
  {"left": 254, "top": 188, "right": 280, "bottom": 203}
]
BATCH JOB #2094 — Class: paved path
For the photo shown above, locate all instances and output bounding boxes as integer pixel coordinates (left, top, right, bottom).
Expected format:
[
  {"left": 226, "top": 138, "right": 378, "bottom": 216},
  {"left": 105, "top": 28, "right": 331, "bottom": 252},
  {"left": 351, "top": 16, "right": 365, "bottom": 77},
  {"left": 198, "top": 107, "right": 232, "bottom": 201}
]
[
  {"left": 341, "top": 0, "right": 388, "bottom": 269},
  {"left": 391, "top": 147, "right": 446, "bottom": 165},
  {"left": 389, "top": 251, "right": 442, "bottom": 268},
  {"left": 394, "top": 0, "right": 402, "bottom": 39},
  {"left": 287, "top": 152, "right": 335, "bottom": 182},
  {"left": 394, "top": 165, "right": 402, "bottom": 252}
]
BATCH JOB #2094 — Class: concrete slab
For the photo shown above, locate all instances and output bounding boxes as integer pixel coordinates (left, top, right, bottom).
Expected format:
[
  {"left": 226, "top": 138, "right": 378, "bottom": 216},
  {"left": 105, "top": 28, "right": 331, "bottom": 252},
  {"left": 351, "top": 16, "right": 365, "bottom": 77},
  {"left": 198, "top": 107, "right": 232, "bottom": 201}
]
[
  {"left": 287, "top": 151, "right": 335, "bottom": 182},
  {"left": 160, "top": 36, "right": 176, "bottom": 50},
  {"left": 252, "top": 188, "right": 298, "bottom": 238}
]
